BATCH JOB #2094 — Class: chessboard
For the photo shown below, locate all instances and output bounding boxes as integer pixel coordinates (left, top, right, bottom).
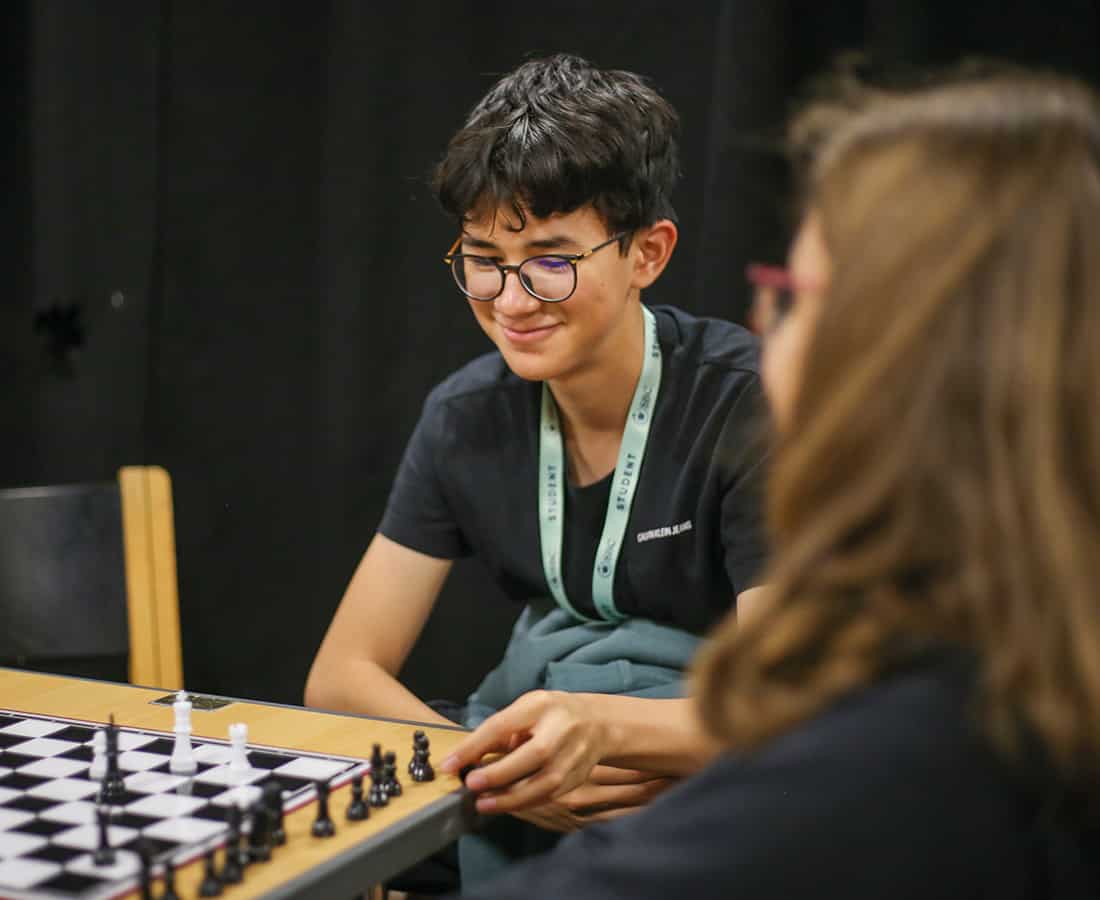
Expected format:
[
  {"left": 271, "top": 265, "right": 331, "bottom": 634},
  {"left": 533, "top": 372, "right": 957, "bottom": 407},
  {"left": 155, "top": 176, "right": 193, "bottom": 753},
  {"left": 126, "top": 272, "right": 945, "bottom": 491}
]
[{"left": 0, "top": 708, "right": 367, "bottom": 899}]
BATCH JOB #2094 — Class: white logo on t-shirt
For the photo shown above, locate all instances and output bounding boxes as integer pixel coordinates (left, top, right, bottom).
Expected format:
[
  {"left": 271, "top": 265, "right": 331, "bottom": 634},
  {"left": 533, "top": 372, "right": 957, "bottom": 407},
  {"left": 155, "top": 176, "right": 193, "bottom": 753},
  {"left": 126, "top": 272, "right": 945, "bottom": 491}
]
[{"left": 636, "top": 520, "right": 693, "bottom": 543}]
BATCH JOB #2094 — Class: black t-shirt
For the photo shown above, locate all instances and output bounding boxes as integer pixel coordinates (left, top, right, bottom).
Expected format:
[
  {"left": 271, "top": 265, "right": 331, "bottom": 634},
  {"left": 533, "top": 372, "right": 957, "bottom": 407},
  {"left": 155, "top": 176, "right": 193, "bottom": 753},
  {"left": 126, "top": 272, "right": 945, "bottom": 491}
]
[
  {"left": 379, "top": 304, "right": 767, "bottom": 634},
  {"left": 456, "top": 650, "right": 1100, "bottom": 900}
]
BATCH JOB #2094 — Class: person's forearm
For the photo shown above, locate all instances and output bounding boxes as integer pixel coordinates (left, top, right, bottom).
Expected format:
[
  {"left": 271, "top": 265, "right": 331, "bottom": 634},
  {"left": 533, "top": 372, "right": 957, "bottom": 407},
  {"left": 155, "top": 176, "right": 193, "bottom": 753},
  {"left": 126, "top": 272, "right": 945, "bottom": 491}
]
[
  {"left": 304, "top": 658, "right": 456, "bottom": 728},
  {"left": 588, "top": 695, "right": 721, "bottom": 776}
]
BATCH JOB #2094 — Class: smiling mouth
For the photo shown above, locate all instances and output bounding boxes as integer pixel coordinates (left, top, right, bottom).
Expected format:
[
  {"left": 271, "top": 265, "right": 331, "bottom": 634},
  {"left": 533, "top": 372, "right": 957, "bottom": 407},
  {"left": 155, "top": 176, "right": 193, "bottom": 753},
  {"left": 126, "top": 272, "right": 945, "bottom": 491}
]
[{"left": 498, "top": 322, "right": 560, "bottom": 343}]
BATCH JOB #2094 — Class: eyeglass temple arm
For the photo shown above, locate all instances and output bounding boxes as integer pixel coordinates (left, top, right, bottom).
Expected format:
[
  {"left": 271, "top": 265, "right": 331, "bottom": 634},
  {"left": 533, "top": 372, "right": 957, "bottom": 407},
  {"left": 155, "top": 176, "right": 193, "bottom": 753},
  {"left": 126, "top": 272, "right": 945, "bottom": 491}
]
[
  {"left": 443, "top": 235, "right": 462, "bottom": 263},
  {"left": 745, "top": 263, "right": 793, "bottom": 289},
  {"left": 574, "top": 232, "right": 627, "bottom": 262}
]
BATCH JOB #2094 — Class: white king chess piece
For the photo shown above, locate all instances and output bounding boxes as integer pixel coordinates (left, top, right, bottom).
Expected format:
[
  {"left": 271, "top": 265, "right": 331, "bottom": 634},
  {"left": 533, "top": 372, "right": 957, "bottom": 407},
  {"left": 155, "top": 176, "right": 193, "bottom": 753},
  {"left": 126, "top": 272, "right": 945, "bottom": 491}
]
[{"left": 169, "top": 690, "right": 197, "bottom": 775}]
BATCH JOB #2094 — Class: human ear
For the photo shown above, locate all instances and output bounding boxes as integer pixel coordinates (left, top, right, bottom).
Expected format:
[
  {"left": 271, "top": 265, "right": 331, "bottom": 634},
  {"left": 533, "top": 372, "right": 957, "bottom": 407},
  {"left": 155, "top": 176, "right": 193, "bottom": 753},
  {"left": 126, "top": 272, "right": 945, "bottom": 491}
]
[{"left": 629, "top": 219, "right": 678, "bottom": 289}]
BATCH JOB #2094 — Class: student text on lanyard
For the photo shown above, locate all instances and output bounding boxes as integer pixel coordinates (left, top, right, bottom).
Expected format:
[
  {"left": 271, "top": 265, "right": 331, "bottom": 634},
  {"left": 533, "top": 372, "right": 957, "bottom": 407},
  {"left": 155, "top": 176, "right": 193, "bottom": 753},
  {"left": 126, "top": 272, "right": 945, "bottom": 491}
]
[{"left": 538, "top": 306, "right": 662, "bottom": 624}]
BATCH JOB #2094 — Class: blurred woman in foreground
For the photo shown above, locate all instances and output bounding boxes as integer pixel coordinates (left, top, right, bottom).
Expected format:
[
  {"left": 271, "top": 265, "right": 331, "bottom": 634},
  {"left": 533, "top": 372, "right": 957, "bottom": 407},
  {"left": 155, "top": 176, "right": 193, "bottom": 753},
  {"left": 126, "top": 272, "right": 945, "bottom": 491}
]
[{"left": 457, "top": 70, "right": 1100, "bottom": 899}]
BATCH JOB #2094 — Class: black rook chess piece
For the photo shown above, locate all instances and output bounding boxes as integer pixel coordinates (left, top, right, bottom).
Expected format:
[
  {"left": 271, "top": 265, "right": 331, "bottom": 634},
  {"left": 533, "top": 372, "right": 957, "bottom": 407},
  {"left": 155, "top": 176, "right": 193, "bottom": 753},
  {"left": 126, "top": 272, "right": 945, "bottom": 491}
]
[
  {"left": 311, "top": 780, "right": 336, "bottom": 837},
  {"left": 346, "top": 771, "right": 368, "bottom": 821}
]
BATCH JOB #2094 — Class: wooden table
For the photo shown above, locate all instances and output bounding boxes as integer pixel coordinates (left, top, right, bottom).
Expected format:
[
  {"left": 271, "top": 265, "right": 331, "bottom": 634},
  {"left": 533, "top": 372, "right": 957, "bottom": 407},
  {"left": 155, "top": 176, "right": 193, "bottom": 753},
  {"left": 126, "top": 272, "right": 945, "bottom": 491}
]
[{"left": 0, "top": 668, "right": 477, "bottom": 899}]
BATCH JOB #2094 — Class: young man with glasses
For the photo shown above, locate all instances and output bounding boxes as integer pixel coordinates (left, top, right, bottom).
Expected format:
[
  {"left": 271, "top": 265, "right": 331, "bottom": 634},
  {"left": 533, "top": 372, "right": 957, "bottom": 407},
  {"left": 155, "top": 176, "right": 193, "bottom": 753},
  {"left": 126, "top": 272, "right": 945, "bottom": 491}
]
[{"left": 306, "top": 54, "right": 767, "bottom": 885}]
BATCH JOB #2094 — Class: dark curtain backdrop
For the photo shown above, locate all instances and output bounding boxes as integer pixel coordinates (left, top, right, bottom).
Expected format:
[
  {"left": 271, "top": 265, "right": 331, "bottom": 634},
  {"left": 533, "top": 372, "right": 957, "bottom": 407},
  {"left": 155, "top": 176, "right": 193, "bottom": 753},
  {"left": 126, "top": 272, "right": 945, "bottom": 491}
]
[{"left": 3, "top": 1, "right": 1098, "bottom": 705}]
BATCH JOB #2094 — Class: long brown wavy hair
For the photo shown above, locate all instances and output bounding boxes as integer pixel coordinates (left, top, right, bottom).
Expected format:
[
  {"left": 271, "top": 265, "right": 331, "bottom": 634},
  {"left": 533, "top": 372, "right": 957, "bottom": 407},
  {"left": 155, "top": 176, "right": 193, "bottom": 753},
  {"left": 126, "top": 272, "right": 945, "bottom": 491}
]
[{"left": 695, "top": 71, "right": 1100, "bottom": 785}]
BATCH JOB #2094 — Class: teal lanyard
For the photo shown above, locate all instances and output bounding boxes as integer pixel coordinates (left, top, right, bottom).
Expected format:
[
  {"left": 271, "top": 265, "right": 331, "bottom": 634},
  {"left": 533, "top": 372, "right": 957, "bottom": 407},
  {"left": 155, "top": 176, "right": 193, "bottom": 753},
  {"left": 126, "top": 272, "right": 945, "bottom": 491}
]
[{"left": 538, "top": 306, "right": 662, "bottom": 623}]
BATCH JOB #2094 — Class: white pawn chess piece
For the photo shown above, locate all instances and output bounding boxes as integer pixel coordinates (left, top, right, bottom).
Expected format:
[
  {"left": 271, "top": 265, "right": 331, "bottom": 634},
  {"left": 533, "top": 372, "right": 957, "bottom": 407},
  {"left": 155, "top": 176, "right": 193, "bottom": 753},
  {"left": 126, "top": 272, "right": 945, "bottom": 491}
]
[
  {"left": 169, "top": 690, "right": 197, "bottom": 775},
  {"left": 228, "top": 722, "right": 250, "bottom": 774},
  {"left": 89, "top": 729, "right": 107, "bottom": 781}
]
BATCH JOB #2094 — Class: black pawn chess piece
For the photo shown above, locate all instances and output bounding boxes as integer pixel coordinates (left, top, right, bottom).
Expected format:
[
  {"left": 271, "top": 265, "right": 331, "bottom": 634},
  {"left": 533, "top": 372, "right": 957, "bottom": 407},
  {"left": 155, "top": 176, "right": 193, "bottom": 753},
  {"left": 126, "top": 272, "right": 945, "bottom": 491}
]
[
  {"left": 101, "top": 715, "right": 126, "bottom": 805},
  {"left": 408, "top": 731, "right": 426, "bottom": 776},
  {"left": 383, "top": 751, "right": 402, "bottom": 798},
  {"left": 220, "top": 849, "right": 243, "bottom": 886},
  {"left": 93, "top": 805, "right": 114, "bottom": 866},
  {"left": 248, "top": 801, "right": 273, "bottom": 862},
  {"left": 262, "top": 780, "right": 286, "bottom": 846},
  {"left": 346, "top": 771, "right": 368, "bottom": 821},
  {"left": 368, "top": 763, "right": 389, "bottom": 808},
  {"left": 160, "top": 859, "right": 181, "bottom": 900},
  {"left": 410, "top": 734, "right": 435, "bottom": 783},
  {"left": 136, "top": 839, "right": 154, "bottom": 900},
  {"left": 198, "top": 848, "right": 223, "bottom": 897},
  {"left": 311, "top": 779, "right": 336, "bottom": 837},
  {"left": 220, "top": 805, "right": 244, "bottom": 884}
]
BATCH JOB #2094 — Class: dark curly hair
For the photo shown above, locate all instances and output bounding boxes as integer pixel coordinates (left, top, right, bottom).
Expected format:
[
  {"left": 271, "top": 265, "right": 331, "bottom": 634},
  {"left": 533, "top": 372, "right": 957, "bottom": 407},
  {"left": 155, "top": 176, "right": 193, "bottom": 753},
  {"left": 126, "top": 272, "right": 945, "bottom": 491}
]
[{"left": 434, "top": 54, "right": 680, "bottom": 241}]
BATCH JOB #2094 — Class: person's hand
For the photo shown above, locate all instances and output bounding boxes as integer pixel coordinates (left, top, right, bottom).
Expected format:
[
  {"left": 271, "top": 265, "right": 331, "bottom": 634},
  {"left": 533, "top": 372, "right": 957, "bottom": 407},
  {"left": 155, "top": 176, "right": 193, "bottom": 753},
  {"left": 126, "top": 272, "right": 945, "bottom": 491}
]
[
  {"left": 512, "top": 766, "right": 677, "bottom": 832},
  {"left": 440, "top": 690, "right": 609, "bottom": 814}
]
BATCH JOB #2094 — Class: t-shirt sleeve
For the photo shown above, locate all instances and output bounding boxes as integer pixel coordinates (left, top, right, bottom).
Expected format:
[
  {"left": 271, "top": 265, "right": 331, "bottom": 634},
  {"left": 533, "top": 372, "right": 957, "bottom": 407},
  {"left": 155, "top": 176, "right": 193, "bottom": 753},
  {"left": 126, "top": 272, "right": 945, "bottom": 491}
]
[
  {"left": 377, "top": 386, "right": 471, "bottom": 560},
  {"left": 717, "top": 375, "right": 770, "bottom": 597}
]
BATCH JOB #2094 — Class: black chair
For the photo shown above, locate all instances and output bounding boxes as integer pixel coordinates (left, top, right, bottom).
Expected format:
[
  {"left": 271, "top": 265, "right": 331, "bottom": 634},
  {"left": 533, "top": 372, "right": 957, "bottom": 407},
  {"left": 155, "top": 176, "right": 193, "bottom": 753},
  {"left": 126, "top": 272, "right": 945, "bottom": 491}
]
[{"left": 0, "top": 466, "right": 183, "bottom": 687}]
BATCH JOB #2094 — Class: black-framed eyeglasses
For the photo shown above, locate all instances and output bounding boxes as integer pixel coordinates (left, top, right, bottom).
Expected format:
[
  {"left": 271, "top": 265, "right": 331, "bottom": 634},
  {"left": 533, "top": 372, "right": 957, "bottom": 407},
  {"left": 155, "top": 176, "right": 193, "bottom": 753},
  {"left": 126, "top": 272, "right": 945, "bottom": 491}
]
[{"left": 443, "top": 233, "right": 626, "bottom": 303}]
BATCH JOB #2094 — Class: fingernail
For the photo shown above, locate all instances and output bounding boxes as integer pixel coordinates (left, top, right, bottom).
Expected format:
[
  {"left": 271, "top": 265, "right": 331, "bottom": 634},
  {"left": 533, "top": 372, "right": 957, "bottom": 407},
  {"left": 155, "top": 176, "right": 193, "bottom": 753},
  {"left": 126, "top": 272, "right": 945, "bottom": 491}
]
[
  {"left": 440, "top": 755, "right": 459, "bottom": 773},
  {"left": 476, "top": 795, "right": 496, "bottom": 813},
  {"left": 466, "top": 771, "right": 487, "bottom": 791}
]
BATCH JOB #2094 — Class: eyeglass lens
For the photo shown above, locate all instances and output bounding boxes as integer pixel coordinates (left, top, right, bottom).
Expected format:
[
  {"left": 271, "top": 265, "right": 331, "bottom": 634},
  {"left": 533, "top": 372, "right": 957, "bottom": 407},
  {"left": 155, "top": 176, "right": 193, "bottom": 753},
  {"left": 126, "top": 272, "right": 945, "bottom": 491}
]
[{"left": 452, "top": 256, "right": 576, "bottom": 302}]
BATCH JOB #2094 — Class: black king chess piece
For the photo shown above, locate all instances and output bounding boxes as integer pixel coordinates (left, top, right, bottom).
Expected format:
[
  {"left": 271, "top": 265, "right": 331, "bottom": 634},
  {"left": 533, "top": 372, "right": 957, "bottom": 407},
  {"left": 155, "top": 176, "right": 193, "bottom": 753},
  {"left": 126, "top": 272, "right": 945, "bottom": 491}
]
[
  {"left": 346, "top": 771, "right": 368, "bottom": 821},
  {"left": 100, "top": 715, "right": 126, "bottom": 805}
]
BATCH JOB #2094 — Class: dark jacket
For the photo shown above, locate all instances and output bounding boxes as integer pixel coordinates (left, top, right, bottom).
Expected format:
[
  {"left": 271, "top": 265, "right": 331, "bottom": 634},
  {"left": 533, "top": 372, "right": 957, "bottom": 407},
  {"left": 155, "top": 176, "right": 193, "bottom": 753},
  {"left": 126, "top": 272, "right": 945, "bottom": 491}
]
[{"left": 458, "top": 651, "right": 1100, "bottom": 899}]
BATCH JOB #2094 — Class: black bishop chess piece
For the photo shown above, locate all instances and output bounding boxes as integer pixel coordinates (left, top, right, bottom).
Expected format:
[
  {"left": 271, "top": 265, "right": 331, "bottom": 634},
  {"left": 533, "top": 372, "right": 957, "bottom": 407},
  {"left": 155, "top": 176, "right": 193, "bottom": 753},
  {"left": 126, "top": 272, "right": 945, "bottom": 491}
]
[
  {"left": 100, "top": 715, "right": 126, "bottom": 805},
  {"left": 311, "top": 779, "right": 336, "bottom": 837},
  {"left": 93, "top": 805, "right": 114, "bottom": 866},
  {"left": 383, "top": 750, "right": 402, "bottom": 798},
  {"left": 219, "top": 806, "right": 244, "bottom": 885},
  {"left": 198, "top": 848, "right": 223, "bottom": 897},
  {"left": 262, "top": 779, "right": 286, "bottom": 846},
  {"left": 410, "top": 731, "right": 435, "bottom": 783},
  {"left": 346, "top": 771, "right": 368, "bottom": 821},
  {"left": 368, "top": 761, "right": 389, "bottom": 808}
]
